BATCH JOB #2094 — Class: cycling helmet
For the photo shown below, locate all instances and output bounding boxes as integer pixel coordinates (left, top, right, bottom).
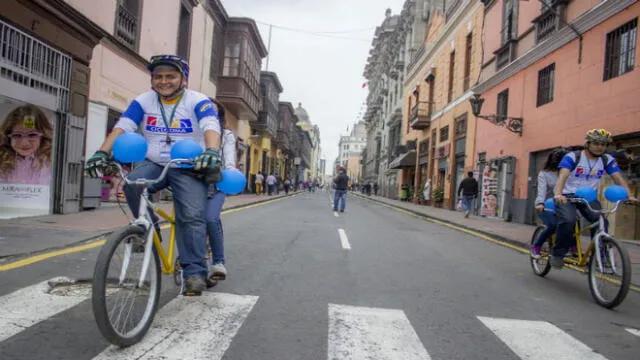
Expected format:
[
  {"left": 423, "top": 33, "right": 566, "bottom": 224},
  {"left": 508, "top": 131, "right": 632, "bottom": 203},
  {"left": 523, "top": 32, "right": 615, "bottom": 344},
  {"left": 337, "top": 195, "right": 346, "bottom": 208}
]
[
  {"left": 148, "top": 55, "right": 190, "bottom": 79},
  {"left": 585, "top": 129, "right": 612, "bottom": 143}
]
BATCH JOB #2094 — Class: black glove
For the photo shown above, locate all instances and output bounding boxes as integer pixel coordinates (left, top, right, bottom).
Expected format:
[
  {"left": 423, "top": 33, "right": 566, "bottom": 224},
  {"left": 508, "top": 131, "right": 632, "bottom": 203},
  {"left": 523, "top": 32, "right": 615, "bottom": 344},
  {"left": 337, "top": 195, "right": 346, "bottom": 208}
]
[
  {"left": 194, "top": 148, "right": 221, "bottom": 171},
  {"left": 85, "top": 150, "right": 110, "bottom": 178}
]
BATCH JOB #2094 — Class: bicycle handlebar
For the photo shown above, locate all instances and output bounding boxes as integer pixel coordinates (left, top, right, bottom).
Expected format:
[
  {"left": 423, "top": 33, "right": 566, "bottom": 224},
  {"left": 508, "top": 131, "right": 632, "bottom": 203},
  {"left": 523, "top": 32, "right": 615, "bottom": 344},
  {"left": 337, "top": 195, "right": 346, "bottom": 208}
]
[
  {"left": 566, "top": 196, "right": 627, "bottom": 214},
  {"left": 109, "top": 159, "right": 195, "bottom": 187}
]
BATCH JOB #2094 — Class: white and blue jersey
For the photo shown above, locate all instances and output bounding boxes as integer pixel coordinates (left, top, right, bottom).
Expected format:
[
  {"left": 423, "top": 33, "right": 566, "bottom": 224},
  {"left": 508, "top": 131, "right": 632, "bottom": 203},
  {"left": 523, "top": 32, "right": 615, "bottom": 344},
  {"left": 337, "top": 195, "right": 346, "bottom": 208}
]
[
  {"left": 114, "top": 90, "right": 221, "bottom": 164},
  {"left": 558, "top": 151, "right": 620, "bottom": 194}
]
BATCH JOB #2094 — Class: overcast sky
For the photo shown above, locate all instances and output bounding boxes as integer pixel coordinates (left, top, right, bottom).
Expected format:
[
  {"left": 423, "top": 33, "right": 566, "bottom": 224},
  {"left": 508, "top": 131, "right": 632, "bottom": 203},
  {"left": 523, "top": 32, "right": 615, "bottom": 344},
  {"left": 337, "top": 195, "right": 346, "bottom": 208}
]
[{"left": 221, "top": 0, "right": 406, "bottom": 174}]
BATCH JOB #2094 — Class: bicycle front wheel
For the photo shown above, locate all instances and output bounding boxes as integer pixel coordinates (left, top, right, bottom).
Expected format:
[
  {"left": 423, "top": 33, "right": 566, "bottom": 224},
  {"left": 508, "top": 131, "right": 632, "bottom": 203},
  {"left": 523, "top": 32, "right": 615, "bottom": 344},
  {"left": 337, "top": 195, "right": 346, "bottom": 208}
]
[
  {"left": 92, "top": 225, "right": 161, "bottom": 347},
  {"left": 588, "top": 235, "right": 631, "bottom": 309},
  {"left": 530, "top": 226, "right": 551, "bottom": 277}
]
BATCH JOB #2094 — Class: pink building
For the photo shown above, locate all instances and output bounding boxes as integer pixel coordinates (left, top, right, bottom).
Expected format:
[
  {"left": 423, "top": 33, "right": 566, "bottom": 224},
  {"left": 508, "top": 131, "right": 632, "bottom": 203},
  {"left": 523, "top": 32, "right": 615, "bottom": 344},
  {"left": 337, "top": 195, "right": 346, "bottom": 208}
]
[{"left": 473, "top": 0, "right": 639, "bottom": 239}]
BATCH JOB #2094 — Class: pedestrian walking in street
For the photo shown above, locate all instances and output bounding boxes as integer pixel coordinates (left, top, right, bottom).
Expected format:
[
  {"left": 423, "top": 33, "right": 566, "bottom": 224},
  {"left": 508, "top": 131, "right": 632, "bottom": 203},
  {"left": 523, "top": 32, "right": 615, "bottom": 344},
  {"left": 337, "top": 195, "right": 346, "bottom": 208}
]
[
  {"left": 255, "top": 171, "right": 264, "bottom": 195},
  {"left": 333, "top": 167, "right": 349, "bottom": 212},
  {"left": 530, "top": 147, "right": 567, "bottom": 259},
  {"left": 457, "top": 171, "right": 478, "bottom": 218}
]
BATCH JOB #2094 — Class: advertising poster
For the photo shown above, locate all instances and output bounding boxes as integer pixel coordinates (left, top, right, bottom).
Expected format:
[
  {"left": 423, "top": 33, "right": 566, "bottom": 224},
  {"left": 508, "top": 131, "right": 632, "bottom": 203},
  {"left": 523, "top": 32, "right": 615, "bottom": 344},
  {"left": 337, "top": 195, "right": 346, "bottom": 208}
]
[
  {"left": 480, "top": 164, "right": 498, "bottom": 217},
  {"left": 0, "top": 97, "right": 55, "bottom": 218}
]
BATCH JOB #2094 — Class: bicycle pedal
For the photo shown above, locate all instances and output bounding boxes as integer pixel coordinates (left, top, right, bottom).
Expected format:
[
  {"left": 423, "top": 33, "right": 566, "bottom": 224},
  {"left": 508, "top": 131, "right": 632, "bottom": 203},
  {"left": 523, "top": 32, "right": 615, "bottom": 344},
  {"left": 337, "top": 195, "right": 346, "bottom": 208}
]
[
  {"left": 182, "top": 290, "right": 203, "bottom": 297},
  {"left": 210, "top": 274, "right": 226, "bottom": 281}
]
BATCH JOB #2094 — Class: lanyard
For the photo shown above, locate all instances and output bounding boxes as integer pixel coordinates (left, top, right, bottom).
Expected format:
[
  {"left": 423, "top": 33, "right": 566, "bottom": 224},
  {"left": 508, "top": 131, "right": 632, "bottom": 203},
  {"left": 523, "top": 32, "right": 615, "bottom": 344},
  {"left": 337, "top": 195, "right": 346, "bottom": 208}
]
[{"left": 158, "top": 93, "right": 183, "bottom": 143}]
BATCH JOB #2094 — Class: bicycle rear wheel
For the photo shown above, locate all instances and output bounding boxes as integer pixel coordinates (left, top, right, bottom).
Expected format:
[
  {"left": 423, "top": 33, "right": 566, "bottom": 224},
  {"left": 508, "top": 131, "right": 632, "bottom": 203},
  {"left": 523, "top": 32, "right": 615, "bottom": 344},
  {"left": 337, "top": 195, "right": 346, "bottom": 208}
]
[
  {"left": 92, "top": 225, "right": 161, "bottom": 347},
  {"left": 588, "top": 235, "right": 631, "bottom": 309},
  {"left": 530, "top": 226, "right": 551, "bottom": 277}
]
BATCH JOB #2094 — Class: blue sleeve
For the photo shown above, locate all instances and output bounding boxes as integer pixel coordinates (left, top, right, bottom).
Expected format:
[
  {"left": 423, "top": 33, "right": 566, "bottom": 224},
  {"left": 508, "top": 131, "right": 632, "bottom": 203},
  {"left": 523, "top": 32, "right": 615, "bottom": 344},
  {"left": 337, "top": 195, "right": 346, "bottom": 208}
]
[
  {"left": 558, "top": 153, "right": 575, "bottom": 170},
  {"left": 605, "top": 155, "right": 621, "bottom": 175},
  {"left": 194, "top": 99, "right": 219, "bottom": 122},
  {"left": 121, "top": 100, "right": 144, "bottom": 125}
]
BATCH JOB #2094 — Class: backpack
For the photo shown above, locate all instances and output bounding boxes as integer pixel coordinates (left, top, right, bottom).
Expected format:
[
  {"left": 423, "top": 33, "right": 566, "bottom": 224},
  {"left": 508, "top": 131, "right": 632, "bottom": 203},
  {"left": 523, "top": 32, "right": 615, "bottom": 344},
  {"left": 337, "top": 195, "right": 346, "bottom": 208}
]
[{"left": 570, "top": 150, "right": 606, "bottom": 172}]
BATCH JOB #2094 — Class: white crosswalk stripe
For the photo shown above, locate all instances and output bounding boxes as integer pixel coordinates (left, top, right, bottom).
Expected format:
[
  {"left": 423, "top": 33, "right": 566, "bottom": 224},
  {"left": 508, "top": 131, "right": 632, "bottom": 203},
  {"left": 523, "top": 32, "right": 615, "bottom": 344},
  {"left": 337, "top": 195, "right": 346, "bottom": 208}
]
[
  {"left": 92, "top": 292, "right": 258, "bottom": 360},
  {"left": 327, "top": 303, "right": 432, "bottom": 360},
  {"left": 478, "top": 316, "right": 609, "bottom": 360},
  {"left": 626, "top": 327, "right": 640, "bottom": 338},
  {"left": 0, "top": 277, "right": 89, "bottom": 343}
]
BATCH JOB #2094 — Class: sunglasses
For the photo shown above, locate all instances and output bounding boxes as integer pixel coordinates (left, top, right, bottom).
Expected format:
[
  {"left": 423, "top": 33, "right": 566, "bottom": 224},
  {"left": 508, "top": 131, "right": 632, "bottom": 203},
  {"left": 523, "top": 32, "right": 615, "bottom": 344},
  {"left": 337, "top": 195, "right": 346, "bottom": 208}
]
[{"left": 8, "top": 131, "right": 43, "bottom": 140}]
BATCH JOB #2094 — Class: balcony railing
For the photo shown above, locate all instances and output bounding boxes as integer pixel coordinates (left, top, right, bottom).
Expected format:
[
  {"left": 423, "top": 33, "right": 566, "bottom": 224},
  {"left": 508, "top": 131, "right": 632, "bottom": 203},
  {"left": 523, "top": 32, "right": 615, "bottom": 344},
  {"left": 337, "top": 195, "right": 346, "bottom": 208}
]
[
  {"left": 409, "top": 101, "right": 432, "bottom": 130},
  {"left": 115, "top": 4, "right": 138, "bottom": 50},
  {"left": 535, "top": 10, "right": 557, "bottom": 43}
]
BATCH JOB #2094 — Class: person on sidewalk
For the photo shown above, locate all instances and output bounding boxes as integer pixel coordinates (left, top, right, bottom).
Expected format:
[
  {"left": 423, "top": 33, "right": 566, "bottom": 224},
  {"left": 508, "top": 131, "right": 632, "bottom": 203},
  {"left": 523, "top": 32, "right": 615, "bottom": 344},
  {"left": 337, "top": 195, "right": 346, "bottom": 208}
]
[
  {"left": 205, "top": 98, "right": 235, "bottom": 281},
  {"left": 283, "top": 178, "right": 290, "bottom": 194},
  {"left": 266, "top": 173, "right": 277, "bottom": 195},
  {"left": 530, "top": 147, "right": 567, "bottom": 259},
  {"left": 457, "top": 171, "right": 478, "bottom": 218},
  {"left": 255, "top": 171, "right": 264, "bottom": 195},
  {"left": 552, "top": 129, "right": 638, "bottom": 269},
  {"left": 333, "top": 167, "right": 349, "bottom": 212},
  {"left": 85, "top": 54, "right": 222, "bottom": 295}
]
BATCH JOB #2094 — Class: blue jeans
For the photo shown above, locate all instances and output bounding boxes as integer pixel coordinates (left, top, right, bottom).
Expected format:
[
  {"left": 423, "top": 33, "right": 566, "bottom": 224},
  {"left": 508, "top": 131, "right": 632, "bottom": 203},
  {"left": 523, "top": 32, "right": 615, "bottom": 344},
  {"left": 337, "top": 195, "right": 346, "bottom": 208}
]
[
  {"left": 534, "top": 210, "right": 557, "bottom": 246},
  {"left": 206, "top": 189, "right": 226, "bottom": 264},
  {"left": 124, "top": 160, "right": 208, "bottom": 278},
  {"left": 553, "top": 200, "right": 605, "bottom": 257},
  {"left": 461, "top": 195, "right": 474, "bottom": 211},
  {"left": 333, "top": 190, "right": 346, "bottom": 211}
]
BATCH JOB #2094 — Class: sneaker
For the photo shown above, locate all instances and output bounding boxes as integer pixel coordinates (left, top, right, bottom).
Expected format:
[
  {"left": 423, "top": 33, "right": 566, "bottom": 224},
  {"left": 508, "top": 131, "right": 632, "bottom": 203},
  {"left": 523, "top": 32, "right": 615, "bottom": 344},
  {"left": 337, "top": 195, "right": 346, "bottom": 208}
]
[
  {"left": 550, "top": 255, "right": 564, "bottom": 269},
  {"left": 210, "top": 263, "right": 227, "bottom": 280},
  {"left": 464, "top": 210, "right": 470, "bottom": 218},
  {"left": 182, "top": 275, "right": 206, "bottom": 296},
  {"left": 530, "top": 245, "right": 542, "bottom": 259},
  {"left": 340, "top": 209, "right": 344, "bottom": 213}
]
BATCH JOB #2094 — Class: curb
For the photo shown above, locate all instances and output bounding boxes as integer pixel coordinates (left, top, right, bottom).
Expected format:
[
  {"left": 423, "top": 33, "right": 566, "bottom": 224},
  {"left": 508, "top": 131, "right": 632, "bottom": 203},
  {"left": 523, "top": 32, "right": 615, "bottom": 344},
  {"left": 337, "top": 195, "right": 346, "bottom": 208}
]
[{"left": 0, "top": 191, "right": 301, "bottom": 263}]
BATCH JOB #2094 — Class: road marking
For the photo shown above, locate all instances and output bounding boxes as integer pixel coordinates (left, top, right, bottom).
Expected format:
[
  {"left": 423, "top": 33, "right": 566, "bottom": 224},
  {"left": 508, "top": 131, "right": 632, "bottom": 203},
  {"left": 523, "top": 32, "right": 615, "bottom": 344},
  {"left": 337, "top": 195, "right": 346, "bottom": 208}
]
[
  {"left": 328, "top": 304, "right": 431, "bottom": 360},
  {"left": 92, "top": 292, "right": 259, "bottom": 360},
  {"left": 478, "top": 316, "right": 609, "bottom": 360},
  {"left": 0, "top": 196, "right": 298, "bottom": 272},
  {"left": 626, "top": 327, "right": 640, "bottom": 338},
  {"left": 0, "top": 277, "right": 88, "bottom": 342},
  {"left": 338, "top": 228, "right": 351, "bottom": 250}
]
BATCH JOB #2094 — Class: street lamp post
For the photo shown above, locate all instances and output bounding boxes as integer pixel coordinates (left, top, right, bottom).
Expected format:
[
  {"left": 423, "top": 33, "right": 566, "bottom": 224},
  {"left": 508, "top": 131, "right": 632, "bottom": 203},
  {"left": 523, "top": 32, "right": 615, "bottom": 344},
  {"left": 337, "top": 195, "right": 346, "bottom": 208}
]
[{"left": 469, "top": 94, "right": 524, "bottom": 136}]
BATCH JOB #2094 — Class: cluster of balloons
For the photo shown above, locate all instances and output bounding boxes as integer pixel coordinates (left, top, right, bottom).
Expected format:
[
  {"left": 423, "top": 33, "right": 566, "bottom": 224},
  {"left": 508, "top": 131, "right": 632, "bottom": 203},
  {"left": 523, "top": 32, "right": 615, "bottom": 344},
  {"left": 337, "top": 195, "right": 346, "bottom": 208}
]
[
  {"left": 543, "top": 185, "right": 628, "bottom": 212},
  {"left": 112, "top": 133, "right": 246, "bottom": 194}
]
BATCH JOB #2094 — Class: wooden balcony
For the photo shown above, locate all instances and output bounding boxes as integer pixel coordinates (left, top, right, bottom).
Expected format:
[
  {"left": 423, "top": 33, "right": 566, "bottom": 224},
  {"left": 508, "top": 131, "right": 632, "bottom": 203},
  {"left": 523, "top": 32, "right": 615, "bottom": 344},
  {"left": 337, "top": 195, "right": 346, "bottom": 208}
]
[
  {"left": 216, "top": 75, "right": 260, "bottom": 121},
  {"left": 409, "top": 101, "right": 432, "bottom": 130}
]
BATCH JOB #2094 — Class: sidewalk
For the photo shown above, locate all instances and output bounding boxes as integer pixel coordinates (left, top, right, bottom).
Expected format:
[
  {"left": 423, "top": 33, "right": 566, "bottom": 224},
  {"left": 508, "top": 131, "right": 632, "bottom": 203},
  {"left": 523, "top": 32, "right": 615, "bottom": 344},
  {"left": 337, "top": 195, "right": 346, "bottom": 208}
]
[
  {"left": 354, "top": 193, "right": 640, "bottom": 286},
  {"left": 0, "top": 192, "right": 299, "bottom": 259}
]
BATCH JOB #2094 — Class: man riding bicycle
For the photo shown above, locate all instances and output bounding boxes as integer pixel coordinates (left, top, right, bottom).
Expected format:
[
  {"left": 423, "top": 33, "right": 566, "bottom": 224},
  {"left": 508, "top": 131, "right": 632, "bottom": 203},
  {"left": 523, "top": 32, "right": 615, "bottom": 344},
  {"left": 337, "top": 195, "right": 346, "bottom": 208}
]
[
  {"left": 552, "top": 129, "right": 638, "bottom": 268},
  {"left": 85, "top": 54, "right": 222, "bottom": 295}
]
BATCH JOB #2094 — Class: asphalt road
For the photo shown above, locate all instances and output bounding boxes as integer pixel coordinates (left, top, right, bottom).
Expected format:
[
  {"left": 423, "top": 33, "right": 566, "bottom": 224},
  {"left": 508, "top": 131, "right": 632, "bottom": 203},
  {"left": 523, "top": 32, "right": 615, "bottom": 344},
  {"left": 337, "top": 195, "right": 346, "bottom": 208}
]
[{"left": 1, "top": 191, "right": 639, "bottom": 360}]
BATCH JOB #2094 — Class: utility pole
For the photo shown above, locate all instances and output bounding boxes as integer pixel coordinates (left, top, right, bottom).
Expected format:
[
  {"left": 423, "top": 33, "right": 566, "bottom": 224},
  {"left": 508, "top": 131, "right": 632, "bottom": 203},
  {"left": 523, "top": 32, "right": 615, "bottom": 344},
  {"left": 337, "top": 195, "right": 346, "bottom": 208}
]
[{"left": 265, "top": 24, "right": 273, "bottom": 71}]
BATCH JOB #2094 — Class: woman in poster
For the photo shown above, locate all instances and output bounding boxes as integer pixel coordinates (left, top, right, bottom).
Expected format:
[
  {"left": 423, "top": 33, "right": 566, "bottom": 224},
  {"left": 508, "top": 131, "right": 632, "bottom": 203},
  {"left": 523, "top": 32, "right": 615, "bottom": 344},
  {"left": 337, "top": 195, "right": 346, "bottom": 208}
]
[{"left": 0, "top": 104, "right": 53, "bottom": 185}]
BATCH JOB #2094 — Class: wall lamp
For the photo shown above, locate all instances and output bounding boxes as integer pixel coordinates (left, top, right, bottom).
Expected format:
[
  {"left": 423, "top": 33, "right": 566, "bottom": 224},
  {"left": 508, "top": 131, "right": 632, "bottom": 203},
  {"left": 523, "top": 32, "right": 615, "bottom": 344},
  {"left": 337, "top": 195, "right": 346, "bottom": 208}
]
[{"left": 469, "top": 94, "right": 523, "bottom": 136}]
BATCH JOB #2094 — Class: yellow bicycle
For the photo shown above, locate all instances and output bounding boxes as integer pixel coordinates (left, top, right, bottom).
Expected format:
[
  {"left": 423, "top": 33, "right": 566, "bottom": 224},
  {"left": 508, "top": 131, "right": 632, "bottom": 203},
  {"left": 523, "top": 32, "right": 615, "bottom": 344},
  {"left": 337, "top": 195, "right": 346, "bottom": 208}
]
[
  {"left": 530, "top": 195, "right": 632, "bottom": 309},
  {"left": 91, "top": 159, "right": 216, "bottom": 347}
]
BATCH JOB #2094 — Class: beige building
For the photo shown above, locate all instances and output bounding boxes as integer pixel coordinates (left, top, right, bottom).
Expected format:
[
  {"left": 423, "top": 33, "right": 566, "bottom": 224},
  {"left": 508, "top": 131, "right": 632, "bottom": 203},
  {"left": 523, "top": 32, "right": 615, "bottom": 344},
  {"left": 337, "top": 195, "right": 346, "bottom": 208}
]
[{"left": 401, "top": 0, "right": 484, "bottom": 208}]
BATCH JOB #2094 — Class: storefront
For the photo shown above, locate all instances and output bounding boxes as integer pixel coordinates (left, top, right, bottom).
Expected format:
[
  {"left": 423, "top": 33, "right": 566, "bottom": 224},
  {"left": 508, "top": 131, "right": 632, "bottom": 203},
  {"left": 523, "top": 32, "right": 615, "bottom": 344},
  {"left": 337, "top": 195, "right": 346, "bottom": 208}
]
[
  {"left": 0, "top": 3, "right": 101, "bottom": 218},
  {"left": 477, "top": 156, "right": 516, "bottom": 221}
]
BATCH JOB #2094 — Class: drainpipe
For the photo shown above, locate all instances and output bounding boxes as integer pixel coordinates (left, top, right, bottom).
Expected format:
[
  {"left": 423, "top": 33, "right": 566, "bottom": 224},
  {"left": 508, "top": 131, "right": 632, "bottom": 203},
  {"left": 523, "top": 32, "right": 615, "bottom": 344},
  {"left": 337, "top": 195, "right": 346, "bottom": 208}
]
[{"left": 539, "top": 0, "right": 583, "bottom": 63}]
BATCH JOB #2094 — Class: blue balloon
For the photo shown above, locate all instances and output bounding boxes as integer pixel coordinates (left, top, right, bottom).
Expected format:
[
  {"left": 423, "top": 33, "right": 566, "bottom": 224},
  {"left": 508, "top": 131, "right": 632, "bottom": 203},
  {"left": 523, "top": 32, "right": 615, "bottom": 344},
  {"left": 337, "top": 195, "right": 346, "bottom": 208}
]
[
  {"left": 575, "top": 186, "right": 597, "bottom": 203},
  {"left": 113, "top": 132, "right": 147, "bottom": 163},
  {"left": 544, "top": 198, "right": 556, "bottom": 212},
  {"left": 216, "top": 168, "right": 246, "bottom": 195},
  {"left": 604, "top": 185, "right": 628, "bottom": 202},
  {"left": 170, "top": 139, "right": 203, "bottom": 168}
]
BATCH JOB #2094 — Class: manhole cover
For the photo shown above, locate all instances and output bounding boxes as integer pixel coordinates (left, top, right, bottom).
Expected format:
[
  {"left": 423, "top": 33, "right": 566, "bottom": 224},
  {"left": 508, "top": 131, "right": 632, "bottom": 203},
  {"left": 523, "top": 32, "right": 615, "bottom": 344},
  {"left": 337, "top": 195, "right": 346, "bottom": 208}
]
[{"left": 47, "top": 277, "right": 92, "bottom": 297}]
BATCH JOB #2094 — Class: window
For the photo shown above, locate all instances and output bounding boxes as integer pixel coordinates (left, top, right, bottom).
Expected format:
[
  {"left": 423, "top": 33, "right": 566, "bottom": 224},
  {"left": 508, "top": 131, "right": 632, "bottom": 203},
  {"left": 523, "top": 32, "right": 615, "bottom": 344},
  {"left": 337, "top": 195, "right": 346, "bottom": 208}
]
[
  {"left": 537, "top": 63, "right": 555, "bottom": 107},
  {"left": 439, "top": 126, "right": 449, "bottom": 142},
  {"left": 604, "top": 18, "right": 637, "bottom": 81},
  {"left": 209, "top": 22, "right": 225, "bottom": 81},
  {"left": 176, "top": 2, "right": 192, "bottom": 60},
  {"left": 427, "top": 77, "right": 435, "bottom": 116},
  {"left": 448, "top": 51, "right": 455, "bottom": 103},
  {"left": 501, "top": 0, "right": 514, "bottom": 45},
  {"left": 114, "top": 0, "right": 140, "bottom": 50},
  {"left": 497, "top": 89, "right": 509, "bottom": 119},
  {"left": 463, "top": 33, "right": 472, "bottom": 91},
  {"left": 455, "top": 113, "right": 467, "bottom": 138},
  {"left": 223, "top": 37, "right": 241, "bottom": 76}
]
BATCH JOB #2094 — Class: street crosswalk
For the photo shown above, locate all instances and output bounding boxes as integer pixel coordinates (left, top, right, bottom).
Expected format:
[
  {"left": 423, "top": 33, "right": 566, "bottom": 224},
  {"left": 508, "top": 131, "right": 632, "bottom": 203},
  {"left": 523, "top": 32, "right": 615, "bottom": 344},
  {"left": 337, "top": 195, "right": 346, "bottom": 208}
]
[{"left": 0, "top": 278, "right": 639, "bottom": 360}]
